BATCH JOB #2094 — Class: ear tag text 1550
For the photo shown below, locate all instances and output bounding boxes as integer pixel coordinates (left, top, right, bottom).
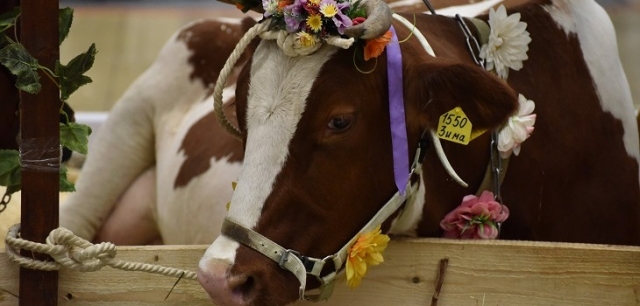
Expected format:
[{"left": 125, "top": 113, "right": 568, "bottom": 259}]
[{"left": 436, "top": 107, "right": 481, "bottom": 145}]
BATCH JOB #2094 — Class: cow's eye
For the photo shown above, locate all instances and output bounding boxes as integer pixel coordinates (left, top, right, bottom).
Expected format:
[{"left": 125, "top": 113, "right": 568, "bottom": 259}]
[{"left": 327, "top": 115, "right": 353, "bottom": 132}]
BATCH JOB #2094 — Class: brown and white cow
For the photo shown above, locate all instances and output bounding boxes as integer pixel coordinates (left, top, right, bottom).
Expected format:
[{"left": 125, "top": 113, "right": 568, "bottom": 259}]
[
  {"left": 59, "top": 16, "right": 257, "bottom": 244},
  {"left": 194, "top": 0, "right": 639, "bottom": 305},
  {"left": 58, "top": 0, "right": 638, "bottom": 305}
]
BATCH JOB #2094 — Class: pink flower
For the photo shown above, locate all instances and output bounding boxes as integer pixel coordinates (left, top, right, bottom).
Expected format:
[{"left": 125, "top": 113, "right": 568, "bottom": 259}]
[{"left": 440, "top": 191, "right": 509, "bottom": 239}]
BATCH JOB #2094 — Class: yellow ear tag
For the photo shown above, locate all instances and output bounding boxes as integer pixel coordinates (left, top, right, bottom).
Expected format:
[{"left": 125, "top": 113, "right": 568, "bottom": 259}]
[
  {"left": 226, "top": 181, "right": 237, "bottom": 211},
  {"left": 437, "top": 107, "right": 475, "bottom": 145}
]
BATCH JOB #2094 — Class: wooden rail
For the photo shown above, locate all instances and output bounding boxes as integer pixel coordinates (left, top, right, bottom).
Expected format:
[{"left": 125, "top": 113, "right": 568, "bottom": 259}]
[{"left": 2, "top": 238, "right": 640, "bottom": 305}]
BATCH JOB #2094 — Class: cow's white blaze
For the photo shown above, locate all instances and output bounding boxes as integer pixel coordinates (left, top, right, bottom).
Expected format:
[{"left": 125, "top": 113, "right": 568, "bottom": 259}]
[
  {"left": 544, "top": 0, "right": 640, "bottom": 164},
  {"left": 201, "top": 41, "right": 338, "bottom": 264}
]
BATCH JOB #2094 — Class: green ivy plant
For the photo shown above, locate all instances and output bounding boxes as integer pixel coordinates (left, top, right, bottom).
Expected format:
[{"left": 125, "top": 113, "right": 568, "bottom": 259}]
[{"left": 0, "top": 7, "right": 96, "bottom": 197}]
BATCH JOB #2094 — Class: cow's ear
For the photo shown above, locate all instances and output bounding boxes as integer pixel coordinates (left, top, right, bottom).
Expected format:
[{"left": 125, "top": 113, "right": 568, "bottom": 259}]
[{"left": 407, "top": 61, "right": 519, "bottom": 131}]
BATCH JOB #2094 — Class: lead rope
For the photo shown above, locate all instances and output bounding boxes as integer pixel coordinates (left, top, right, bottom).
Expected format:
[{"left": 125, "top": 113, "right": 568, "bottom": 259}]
[
  {"left": 213, "top": 21, "right": 271, "bottom": 139},
  {"left": 5, "top": 224, "right": 197, "bottom": 279}
]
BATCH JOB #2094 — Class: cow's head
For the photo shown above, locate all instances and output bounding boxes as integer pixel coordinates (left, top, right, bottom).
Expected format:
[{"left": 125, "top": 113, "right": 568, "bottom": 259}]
[{"left": 199, "top": 3, "right": 518, "bottom": 305}]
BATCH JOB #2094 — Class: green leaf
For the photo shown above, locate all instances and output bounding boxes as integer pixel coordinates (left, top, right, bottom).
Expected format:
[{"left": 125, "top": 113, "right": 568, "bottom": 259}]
[
  {"left": 59, "top": 165, "right": 75, "bottom": 192},
  {"left": 0, "top": 42, "right": 41, "bottom": 94},
  {"left": 0, "top": 149, "right": 21, "bottom": 195},
  {"left": 59, "top": 8, "right": 74, "bottom": 45},
  {"left": 56, "top": 43, "right": 96, "bottom": 100},
  {"left": 60, "top": 122, "right": 92, "bottom": 155},
  {"left": 0, "top": 7, "right": 19, "bottom": 33}
]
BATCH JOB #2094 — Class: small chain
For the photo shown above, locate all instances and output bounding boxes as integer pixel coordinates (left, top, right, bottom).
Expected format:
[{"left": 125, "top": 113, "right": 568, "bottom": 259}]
[
  {"left": 0, "top": 191, "right": 11, "bottom": 214},
  {"left": 490, "top": 131, "right": 503, "bottom": 203},
  {"left": 455, "top": 14, "right": 485, "bottom": 67}
]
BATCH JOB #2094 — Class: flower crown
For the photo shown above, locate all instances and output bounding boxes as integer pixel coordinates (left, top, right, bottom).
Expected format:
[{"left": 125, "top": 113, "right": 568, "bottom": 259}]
[
  {"left": 264, "top": 0, "right": 365, "bottom": 46},
  {"left": 235, "top": 0, "right": 391, "bottom": 59}
]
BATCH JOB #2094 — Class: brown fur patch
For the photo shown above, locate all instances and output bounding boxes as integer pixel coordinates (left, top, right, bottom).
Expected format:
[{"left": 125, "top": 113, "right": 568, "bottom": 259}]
[
  {"left": 174, "top": 101, "right": 243, "bottom": 189},
  {"left": 177, "top": 17, "right": 257, "bottom": 88}
]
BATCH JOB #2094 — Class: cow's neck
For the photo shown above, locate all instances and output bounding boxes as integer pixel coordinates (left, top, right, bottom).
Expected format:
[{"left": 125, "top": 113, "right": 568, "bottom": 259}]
[{"left": 387, "top": 13, "right": 499, "bottom": 237}]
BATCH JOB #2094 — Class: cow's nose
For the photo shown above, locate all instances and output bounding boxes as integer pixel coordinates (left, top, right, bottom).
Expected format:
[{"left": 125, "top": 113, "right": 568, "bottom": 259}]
[{"left": 198, "top": 259, "right": 258, "bottom": 306}]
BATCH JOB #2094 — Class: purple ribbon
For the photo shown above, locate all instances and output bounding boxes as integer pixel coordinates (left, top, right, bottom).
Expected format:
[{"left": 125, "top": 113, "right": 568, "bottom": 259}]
[{"left": 387, "top": 26, "right": 410, "bottom": 195}]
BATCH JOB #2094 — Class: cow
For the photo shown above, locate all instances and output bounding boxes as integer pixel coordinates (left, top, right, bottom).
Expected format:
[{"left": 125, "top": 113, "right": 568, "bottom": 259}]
[
  {"left": 192, "top": 0, "right": 639, "bottom": 305},
  {"left": 56, "top": 0, "right": 638, "bottom": 305},
  {"left": 57, "top": 0, "right": 490, "bottom": 245}
]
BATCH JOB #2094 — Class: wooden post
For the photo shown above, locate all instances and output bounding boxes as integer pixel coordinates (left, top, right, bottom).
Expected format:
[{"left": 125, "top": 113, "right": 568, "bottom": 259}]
[
  {"left": 0, "top": 1, "right": 20, "bottom": 151},
  {"left": 18, "top": 1, "right": 60, "bottom": 305}
]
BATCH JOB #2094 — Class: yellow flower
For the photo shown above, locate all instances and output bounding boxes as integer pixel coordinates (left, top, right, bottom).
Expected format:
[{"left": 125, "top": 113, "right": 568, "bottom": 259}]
[
  {"left": 320, "top": 3, "right": 338, "bottom": 18},
  {"left": 309, "top": 0, "right": 321, "bottom": 5},
  {"left": 345, "top": 225, "right": 390, "bottom": 289},
  {"left": 306, "top": 14, "right": 323, "bottom": 33},
  {"left": 226, "top": 181, "right": 237, "bottom": 211},
  {"left": 297, "top": 32, "right": 317, "bottom": 48}
]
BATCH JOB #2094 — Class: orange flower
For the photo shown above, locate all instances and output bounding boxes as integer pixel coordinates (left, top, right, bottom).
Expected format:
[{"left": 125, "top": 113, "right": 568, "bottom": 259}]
[
  {"left": 277, "top": 0, "right": 291, "bottom": 11},
  {"left": 364, "top": 30, "right": 393, "bottom": 61},
  {"left": 235, "top": 2, "right": 245, "bottom": 10},
  {"left": 345, "top": 225, "right": 390, "bottom": 289}
]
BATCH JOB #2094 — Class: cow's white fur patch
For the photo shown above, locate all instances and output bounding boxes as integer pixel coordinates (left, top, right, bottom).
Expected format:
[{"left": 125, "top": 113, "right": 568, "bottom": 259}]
[
  {"left": 204, "top": 41, "right": 338, "bottom": 262},
  {"left": 159, "top": 94, "right": 242, "bottom": 243},
  {"left": 543, "top": 1, "right": 639, "bottom": 164},
  {"left": 201, "top": 235, "right": 240, "bottom": 267},
  {"left": 389, "top": 173, "right": 426, "bottom": 236}
]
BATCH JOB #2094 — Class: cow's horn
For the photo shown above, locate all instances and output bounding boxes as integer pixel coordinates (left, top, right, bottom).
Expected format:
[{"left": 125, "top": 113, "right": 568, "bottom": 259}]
[
  {"left": 430, "top": 130, "right": 469, "bottom": 188},
  {"left": 344, "top": 0, "right": 393, "bottom": 40}
]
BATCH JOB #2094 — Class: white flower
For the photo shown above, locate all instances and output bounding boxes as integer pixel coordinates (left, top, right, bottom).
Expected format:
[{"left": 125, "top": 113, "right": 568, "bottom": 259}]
[
  {"left": 262, "top": 0, "right": 279, "bottom": 17},
  {"left": 479, "top": 5, "right": 532, "bottom": 79},
  {"left": 498, "top": 94, "right": 536, "bottom": 158}
]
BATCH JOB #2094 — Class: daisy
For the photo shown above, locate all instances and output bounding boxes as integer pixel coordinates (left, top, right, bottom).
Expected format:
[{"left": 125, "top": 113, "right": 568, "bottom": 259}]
[{"left": 306, "top": 14, "right": 323, "bottom": 32}]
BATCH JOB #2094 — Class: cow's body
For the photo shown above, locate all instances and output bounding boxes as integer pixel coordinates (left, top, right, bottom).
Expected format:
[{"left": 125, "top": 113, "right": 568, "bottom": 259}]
[
  {"left": 61, "top": 1, "right": 638, "bottom": 304},
  {"left": 60, "top": 17, "right": 253, "bottom": 244}
]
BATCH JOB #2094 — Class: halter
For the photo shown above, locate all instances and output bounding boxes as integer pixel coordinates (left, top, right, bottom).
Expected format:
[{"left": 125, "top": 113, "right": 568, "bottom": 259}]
[
  {"left": 222, "top": 142, "right": 424, "bottom": 300},
  {"left": 219, "top": 13, "right": 440, "bottom": 301}
]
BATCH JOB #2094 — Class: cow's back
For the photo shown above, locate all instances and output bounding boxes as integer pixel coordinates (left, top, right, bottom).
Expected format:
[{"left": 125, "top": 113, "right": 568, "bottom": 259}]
[{"left": 499, "top": 0, "right": 640, "bottom": 244}]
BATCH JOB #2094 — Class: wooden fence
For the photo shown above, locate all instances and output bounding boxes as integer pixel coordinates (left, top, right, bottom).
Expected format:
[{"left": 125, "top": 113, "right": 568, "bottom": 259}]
[{"left": 2, "top": 238, "right": 640, "bottom": 305}]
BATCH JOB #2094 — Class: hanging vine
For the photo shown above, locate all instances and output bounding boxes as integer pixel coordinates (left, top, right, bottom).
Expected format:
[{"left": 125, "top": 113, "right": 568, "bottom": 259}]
[{"left": 0, "top": 7, "right": 96, "bottom": 198}]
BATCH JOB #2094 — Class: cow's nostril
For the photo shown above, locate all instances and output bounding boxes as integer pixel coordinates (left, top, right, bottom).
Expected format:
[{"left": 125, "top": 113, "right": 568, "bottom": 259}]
[{"left": 229, "top": 274, "right": 258, "bottom": 301}]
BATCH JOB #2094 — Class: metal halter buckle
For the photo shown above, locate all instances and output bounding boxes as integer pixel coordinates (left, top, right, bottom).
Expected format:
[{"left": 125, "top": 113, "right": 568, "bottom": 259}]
[{"left": 279, "top": 249, "right": 300, "bottom": 269}]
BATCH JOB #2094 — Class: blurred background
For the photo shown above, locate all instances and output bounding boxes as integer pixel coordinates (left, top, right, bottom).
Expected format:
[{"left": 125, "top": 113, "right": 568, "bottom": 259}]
[{"left": 57, "top": 0, "right": 639, "bottom": 111}]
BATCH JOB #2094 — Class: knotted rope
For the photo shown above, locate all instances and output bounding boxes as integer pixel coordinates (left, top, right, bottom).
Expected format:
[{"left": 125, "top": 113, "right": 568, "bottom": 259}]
[{"left": 4, "top": 224, "right": 197, "bottom": 280}]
